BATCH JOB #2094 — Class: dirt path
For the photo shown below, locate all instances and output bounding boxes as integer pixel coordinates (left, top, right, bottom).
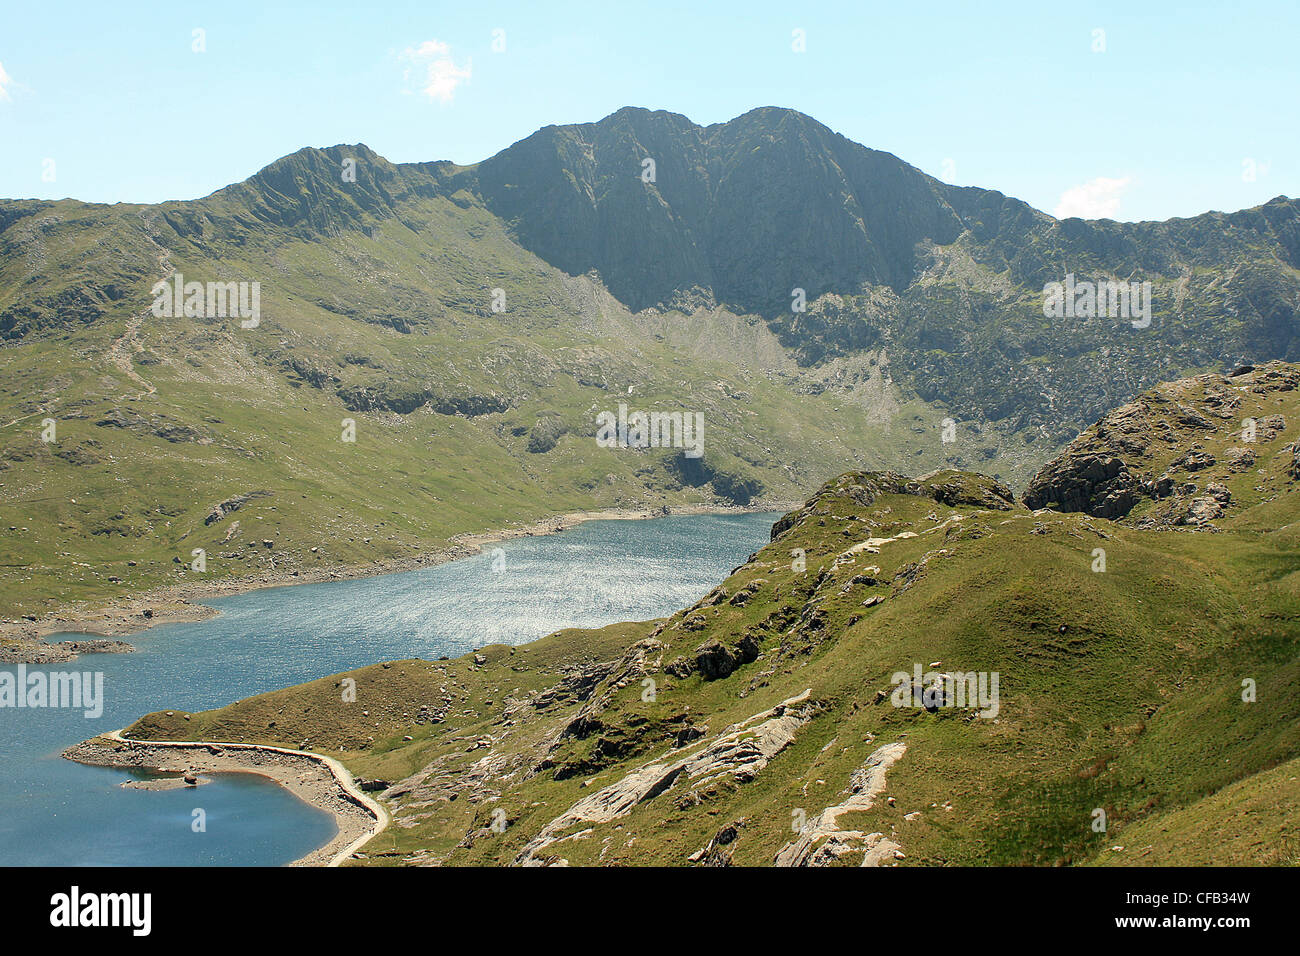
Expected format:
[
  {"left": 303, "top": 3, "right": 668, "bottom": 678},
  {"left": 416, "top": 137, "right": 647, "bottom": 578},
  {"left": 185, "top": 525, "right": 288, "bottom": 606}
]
[
  {"left": 107, "top": 249, "right": 171, "bottom": 400},
  {"left": 66, "top": 729, "right": 389, "bottom": 867},
  {"left": 107, "top": 310, "right": 157, "bottom": 399}
]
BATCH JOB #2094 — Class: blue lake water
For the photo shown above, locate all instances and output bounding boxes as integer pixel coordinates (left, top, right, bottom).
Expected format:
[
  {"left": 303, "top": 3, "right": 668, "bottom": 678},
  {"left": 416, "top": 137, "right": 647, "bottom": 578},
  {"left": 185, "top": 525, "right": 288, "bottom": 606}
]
[{"left": 0, "top": 511, "right": 778, "bottom": 866}]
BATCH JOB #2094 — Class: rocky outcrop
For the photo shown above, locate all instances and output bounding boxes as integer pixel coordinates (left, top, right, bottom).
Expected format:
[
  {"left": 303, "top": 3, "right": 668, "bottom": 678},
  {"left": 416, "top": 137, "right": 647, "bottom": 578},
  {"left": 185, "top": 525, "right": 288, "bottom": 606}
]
[
  {"left": 1024, "top": 362, "right": 1300, "bottom": 525},
  {"left": 1177, "top": 482, "right": 1232, "bottom": 527},
  {"left": 691, "top": 634, "right": 760, "bottom": 680},
  {"left": 1023, "top": 453, "right": 1139, "bottom": 519},
  {"left": 772, "top": 470, "right": 1014, "bottom": 542},
  {"left": 516, "top": 690, "right": 815, "bottom": 865},
  {"left": 775, "top": 741, "right": 907, "bottom": 866},
  {"left": 0, "top": 637, "right": 135, "bottom": 664},
  {"left": 688, "top": 818, "right": 748, "bottom": 866},
  {"left": 204, "top": 490, "right": 273, "bottom": 525},
  {"left": 337, "top": 383, "right": 509, "bottom": 416},
  {"left": 558, "top": 638, "right": 666, "bottom": 741}
]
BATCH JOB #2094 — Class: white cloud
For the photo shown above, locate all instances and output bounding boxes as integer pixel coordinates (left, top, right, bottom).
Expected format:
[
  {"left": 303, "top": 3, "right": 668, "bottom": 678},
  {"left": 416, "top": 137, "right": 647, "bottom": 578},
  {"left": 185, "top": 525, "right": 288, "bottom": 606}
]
[
  {"left": 0, "top": 62, "right": 13, "bottom": 102},
  {"left": 400, "top": 39, "right": 471, "bottom": 103},
  {"left": 1054, "top": 176, "right": 1132, "bottom": 220},
  {"left": 1055, "top": 174, "right": 1138, "bottom": 219}
]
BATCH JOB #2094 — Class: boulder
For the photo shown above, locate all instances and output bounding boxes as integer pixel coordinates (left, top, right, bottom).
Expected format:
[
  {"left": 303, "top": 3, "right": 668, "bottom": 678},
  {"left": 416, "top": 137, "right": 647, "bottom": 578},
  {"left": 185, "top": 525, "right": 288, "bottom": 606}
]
[{"left": 694, "top": 635, "right": 760, "bottom": 680}]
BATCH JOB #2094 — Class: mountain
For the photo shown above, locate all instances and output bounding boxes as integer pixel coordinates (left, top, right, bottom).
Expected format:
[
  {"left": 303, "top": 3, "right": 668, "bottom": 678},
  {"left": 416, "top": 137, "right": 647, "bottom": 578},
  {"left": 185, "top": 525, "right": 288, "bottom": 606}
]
[
  {"left": 473, "top": 107, "right": 1300, "bottom": 430},
  {"left": 100, "top": 362, "right": 1300, "bottom": 865},
  {"left": 2, "top": 106, "right": 1299, "bottom": 624},
  {"left": 473, "top": 107, "right": 969, "bottom": 313}
]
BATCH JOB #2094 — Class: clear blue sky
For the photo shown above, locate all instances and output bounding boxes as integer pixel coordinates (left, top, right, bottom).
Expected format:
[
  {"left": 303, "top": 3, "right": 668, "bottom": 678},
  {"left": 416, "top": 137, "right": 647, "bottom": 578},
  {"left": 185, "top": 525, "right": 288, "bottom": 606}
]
[{"left": 2, "top": 0, "right": 1296, "bottom": 221}]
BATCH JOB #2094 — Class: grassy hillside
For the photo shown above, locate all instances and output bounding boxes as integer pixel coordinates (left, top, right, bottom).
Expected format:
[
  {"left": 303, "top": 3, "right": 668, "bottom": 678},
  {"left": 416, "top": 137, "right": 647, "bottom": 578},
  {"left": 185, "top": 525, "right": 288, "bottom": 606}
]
[
  {"left": 4, "top": 109, "right": 1298, "bottom": 631},
  {"left": 0, "top": 172, "right": 985, "bottom": 624},
  {"left": 117, "top": 365, "right": 1300, "bottom": 865}
]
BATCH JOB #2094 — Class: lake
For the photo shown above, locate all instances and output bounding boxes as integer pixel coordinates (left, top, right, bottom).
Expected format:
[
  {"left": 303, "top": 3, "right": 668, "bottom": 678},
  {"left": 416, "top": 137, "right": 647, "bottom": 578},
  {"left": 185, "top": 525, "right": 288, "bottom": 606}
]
[{"left": 0, "top": 511, "right": 778, "bottom": 866}]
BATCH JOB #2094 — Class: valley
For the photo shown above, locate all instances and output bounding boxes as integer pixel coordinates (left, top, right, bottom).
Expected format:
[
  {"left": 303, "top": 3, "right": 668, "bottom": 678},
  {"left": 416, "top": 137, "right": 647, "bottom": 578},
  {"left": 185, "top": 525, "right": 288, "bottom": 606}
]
[
  {"left": 92, "top": 362, "right": 1300, "bottom": 866},
  {"left": 2, "top": 105, "right": 1298, "bottom": 870},
  {"left": 3, "top": 107, "right": 1297, "bottom": 648}
]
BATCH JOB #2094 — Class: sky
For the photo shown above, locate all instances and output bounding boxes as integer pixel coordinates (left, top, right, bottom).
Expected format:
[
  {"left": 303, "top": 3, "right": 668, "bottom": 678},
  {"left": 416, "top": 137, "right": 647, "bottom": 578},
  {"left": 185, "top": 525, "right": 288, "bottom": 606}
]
[{"left": 1, "top": 0, "right": 1296, "bottom": 221}]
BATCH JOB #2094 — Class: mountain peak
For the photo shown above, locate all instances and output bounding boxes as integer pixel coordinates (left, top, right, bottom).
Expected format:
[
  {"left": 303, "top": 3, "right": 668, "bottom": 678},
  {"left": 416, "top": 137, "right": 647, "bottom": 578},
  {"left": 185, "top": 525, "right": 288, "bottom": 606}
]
[
  {"left": 473, "top": 105, "right": 961, "bottom": 312},
  {"left": 201, "top": 141, "right": 431, "bottom": 237},
  {"left": 718, "top": 104, "right": 826, "bottom": 130}
]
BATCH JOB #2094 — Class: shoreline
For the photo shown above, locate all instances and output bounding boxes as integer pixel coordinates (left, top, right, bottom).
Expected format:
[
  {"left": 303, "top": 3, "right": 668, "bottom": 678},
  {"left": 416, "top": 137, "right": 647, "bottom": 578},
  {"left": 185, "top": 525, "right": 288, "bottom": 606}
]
[
  {"left": 64, "top": 730, "right": 389, "bottom": 867},
  {"left": 2, "top": 501, "right": 790, "bottom": 664},
  {"left": 34, "top": 500, "right": 789, "bottom": 868}
]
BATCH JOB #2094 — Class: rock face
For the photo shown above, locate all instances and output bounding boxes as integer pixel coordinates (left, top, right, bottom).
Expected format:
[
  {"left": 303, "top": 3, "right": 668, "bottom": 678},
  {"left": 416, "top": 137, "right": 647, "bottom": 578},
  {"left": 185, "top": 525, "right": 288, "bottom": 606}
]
[
  {"left": 464, "top": 107, "right": 1300, "bottom": 435},
  {"left": 516, "top": 690, "right": 815, "bottom": 865},
  {"left": 693, "top": 635, "right": 760, "bottom": 680},
  {"left": 1023, "top": 453, "right": 1139, "bottom": 519},
  {"left": 1023, "top": 362, "right": 1300, "bottom": 527},
  {"left": 474, "top": 107, "right": 965, "bottom": 318},
  {"left": 774, "top": 741, "right": 907, "bottom": 866},
  {"left": 1021, "top": 391, "right": 1164, "bottom": 518}
]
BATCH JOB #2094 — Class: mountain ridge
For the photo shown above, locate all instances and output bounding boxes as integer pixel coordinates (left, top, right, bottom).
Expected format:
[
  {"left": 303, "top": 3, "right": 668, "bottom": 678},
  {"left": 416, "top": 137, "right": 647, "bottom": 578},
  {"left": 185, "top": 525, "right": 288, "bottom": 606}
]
[
  {"left": 2, "top": 106, "right": 1298, "bottom": 624},
  {"left": 14, "top": 103, "right": 1294, "bottom": 223}
]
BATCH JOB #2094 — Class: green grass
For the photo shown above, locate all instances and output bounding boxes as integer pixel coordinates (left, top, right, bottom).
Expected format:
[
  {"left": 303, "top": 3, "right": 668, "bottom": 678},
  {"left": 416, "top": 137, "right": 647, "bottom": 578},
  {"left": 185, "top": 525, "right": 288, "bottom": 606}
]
[
  {"left": 0, "top": 185, "right": 1042, "bottom": 621},
  {"left": 120, "top": 433, "right": 1300, "bottom": 865}
]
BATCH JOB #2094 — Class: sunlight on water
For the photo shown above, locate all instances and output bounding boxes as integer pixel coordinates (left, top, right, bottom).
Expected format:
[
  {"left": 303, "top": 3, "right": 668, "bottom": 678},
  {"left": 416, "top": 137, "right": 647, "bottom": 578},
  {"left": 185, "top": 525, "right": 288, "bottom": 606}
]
[{"left": 0, "top": 512, "right": 777, "bottom": 866}]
